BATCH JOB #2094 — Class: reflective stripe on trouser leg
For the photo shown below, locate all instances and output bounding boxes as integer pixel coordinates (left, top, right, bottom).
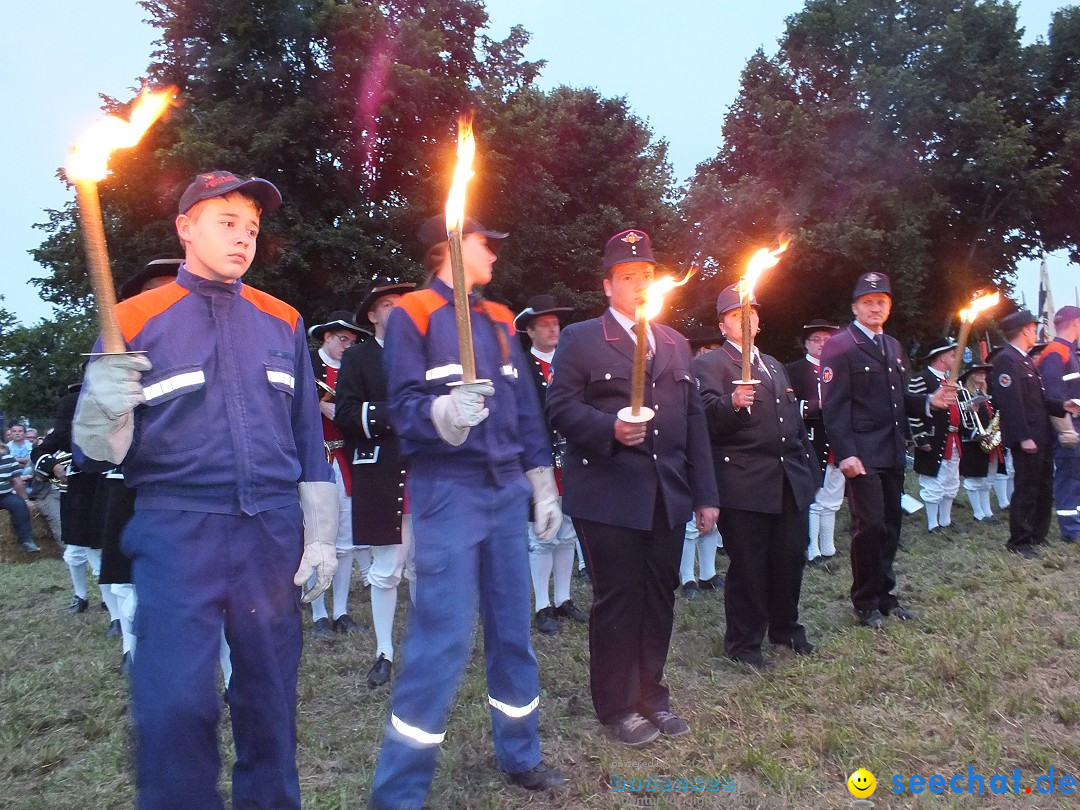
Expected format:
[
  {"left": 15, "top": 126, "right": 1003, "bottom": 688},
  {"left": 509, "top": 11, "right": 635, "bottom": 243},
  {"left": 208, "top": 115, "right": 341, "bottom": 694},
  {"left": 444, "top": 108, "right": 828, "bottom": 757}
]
[{"left": 1054, "top": 450, "right": 1080, "bottom": 539}]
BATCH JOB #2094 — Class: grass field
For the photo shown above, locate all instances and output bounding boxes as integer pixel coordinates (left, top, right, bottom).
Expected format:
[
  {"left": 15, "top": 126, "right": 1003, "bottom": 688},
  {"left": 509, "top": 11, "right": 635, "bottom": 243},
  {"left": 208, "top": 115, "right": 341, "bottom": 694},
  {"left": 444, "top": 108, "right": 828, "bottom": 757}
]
[{"left": 2, "top": 478, "right": 1079, "bottom": 809}]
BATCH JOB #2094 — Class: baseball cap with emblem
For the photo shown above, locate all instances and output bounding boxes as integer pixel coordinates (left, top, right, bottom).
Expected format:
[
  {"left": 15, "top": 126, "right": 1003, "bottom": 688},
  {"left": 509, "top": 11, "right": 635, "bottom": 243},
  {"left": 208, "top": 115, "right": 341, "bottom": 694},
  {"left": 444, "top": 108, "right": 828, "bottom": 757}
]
[
  {"left": 178, "top": 171, "right": 282, "bottom": 214},
  {"left": 715, "top": 282, "right": 758, "bottom": 316},
  {"left": 417, "top": 215, "right": 508, "bottom": 253},
  {"left": 514, "top": 294, "right": 573, "bottom": 333},
  {"left": 603, "top": 229, "right": 656, "bottom": 270},
  {"left": 852, "top": 272, "right": 892, "bottom": 301}
]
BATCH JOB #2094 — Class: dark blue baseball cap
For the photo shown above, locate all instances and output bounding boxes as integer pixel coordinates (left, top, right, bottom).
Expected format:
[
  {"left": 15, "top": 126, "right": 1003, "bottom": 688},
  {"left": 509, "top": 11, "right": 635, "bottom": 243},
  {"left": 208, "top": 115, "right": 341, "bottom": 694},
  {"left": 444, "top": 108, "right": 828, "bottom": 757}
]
[
  {"left": 178, "top": 171, "right": 282, "bottom": 214},
  {"left": 716, "top": 282, "right": 758, "bottom": 316},
  {"left": 852, "top": 272, "right": 892, "bottom": 301}
]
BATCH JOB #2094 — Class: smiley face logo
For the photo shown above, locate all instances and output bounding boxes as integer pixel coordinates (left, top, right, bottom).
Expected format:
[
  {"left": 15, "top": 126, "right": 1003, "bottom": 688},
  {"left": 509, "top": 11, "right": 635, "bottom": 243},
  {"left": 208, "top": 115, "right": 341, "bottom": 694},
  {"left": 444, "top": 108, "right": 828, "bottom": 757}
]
[{"left": 847, "top": 768, "right": 876, "bottom": 798}]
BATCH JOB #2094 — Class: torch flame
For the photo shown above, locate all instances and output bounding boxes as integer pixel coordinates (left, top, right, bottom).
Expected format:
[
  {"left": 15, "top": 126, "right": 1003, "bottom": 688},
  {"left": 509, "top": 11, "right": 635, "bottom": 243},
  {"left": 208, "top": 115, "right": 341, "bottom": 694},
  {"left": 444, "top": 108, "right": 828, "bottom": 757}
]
[
  {"left": 66, "top": 87, "right": 177, "bottom": 182},
  {"left": 740, "top": 238, "right": 790, "bottom": 300},
  {"left": 959, "top": 291, "right": 1001, "bottom": 323},
  {"left": 640, "top": 267, "right": 698, "bottom": 322},
  {"left": 445, "top": 114, "right": 475, "bottom": 235}
]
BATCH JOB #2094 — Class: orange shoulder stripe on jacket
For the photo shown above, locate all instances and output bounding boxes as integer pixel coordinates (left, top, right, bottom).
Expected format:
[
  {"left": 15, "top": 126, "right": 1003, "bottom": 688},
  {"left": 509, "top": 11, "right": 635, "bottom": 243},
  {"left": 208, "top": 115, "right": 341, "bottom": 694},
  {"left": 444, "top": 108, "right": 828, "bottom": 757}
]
[
  {"left": 397, "top": 289, "right": 448, "bottom": 336},
  {"left": 1038, "top": 342, "right": 1070, "bottom": 368},
  {"left": 480, "top": 300, "right": 516, "bottom": 334},
  {"left": 240, "top": 285, "right": 300, "bottom": 331},
  {"left": 116, "top": 282, "right": 189, "bottom": 343}
]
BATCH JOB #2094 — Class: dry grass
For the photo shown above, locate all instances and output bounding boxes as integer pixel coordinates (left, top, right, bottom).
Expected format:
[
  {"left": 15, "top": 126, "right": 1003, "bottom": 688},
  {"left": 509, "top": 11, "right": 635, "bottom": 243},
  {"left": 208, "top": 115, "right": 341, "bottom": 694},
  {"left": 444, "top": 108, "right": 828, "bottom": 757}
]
[{"left": 2, "top": 478, "right": 1080, "bottom": 809}]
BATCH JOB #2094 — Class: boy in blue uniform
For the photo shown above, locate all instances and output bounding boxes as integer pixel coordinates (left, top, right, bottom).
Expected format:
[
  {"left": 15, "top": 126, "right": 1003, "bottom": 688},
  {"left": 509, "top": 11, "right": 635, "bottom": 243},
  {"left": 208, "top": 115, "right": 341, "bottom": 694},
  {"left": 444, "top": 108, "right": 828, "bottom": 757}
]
[
  {"left": 73, "top": 171, "right": 337, "bottom": 809},
  {"left": 368, "top": 216, "right": 567, "bottom": 809}
]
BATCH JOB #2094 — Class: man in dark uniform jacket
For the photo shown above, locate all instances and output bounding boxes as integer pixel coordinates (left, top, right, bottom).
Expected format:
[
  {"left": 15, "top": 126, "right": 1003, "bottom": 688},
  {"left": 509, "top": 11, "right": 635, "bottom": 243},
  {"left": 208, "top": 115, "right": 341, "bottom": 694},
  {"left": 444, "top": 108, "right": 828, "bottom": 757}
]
[
  {"left": 991, "top": 309, "right": 1080, "bottom": 558},
  {"left": 335, "top": 282, "right": 415, "bottom": 686},
  {"left": 547, "top": 228, "right": 718, "bottom": 746},
  {"left": 695, "top": 285, "right": 820, "bottom": 668},
  {"left": 821, "top": 272, "right": 954, "bottom": 629},
  {"left": 786, "top": 319, "right": 842, "bottom": 563},
  {"left": 908, "top": 338, "right": 963, "bottom": 532}
]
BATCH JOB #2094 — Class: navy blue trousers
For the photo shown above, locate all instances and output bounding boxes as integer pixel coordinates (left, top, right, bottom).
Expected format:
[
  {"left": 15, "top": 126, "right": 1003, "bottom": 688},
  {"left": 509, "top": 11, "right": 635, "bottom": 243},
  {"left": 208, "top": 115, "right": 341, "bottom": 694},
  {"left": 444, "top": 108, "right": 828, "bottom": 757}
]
[
  {"left": 1054, "top": 448, "right": 1080, "bottom": 540},
  {"left": 123, "top": 506, "right": 304, "bottom": 810},
  {"left": 370, "top": 472, "right": 541, "bottom": 810}
]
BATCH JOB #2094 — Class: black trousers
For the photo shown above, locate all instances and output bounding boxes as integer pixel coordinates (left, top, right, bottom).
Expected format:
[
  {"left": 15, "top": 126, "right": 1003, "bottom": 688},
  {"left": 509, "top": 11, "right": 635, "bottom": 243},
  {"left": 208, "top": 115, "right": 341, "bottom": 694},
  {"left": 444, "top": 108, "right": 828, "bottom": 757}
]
[
  {"left": 574, "top": 500, "right": 683, "bottom": 725},
  {"left": 718, "top": 479, "right": 807, "bottom": 658},
  {"left": 846, "top": 467, "right": 904, "bottom": 614},
  {"left": 1009, "top": 445, "right": 1055, "bottom": 548}
]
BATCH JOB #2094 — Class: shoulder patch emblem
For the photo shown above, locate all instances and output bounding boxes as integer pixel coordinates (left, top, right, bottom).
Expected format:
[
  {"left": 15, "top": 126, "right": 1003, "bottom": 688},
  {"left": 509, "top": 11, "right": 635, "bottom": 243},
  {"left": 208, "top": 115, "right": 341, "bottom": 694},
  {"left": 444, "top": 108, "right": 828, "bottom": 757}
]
[
  {"left": 998, "top": 373, "right": 1012, "bottom": 388},
  {"left": 822, "top": 367, "right": 834, "bottom": 383}
]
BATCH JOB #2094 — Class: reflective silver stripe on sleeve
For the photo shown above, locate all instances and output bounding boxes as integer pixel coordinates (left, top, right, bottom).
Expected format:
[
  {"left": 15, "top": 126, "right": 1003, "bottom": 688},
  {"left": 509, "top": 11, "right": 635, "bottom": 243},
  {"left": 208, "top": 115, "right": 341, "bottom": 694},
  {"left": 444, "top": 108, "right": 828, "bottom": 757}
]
[
  {"left": 266, "top": 370, "right": 295, "bottom": 390},
  {"left": 488, "top": 695, "right": 539, "bottom": 718},
  {"left": 390, "top": 713, "right": 445, "bottom": 745},
  {"left": 425, "top": 364, "right": 464, "bottom": 381},
  {"left": 143, "top": 370, "right": 206, "bottom": 403},
  {"left": 1062, "top": 372, "right": 1080, "bottom": 382},
  {"left": 500, "top": 364, "right": 518, "bottom": 379}
]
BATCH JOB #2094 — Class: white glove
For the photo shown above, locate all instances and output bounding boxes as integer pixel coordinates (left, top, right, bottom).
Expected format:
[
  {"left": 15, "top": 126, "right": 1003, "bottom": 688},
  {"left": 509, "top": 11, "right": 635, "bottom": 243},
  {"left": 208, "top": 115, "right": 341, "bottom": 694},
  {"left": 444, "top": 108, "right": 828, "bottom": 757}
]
[
  {"left": 293, "top": 481, "right": 340, "bottom": 603},
  {"left": 526, "top": 466, "right": 562, "bottom": 541},
  {"left": 72, "top": 353, "right": 152, "bottom": 464},
  {"left": 431, "top": 382, "right": 495, "bottom": 446}
]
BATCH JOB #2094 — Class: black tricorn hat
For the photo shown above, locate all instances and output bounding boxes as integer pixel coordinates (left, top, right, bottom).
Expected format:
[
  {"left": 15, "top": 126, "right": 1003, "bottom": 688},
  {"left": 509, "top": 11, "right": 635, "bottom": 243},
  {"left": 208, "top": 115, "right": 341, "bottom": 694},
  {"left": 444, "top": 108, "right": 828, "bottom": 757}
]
[
  {"left": 801, "top": 319, "right": 841, "bottom": 337},
  {"left": 684, "top": 325, "right": 725, "bottom": 348},
  {"left": 514, "top": 294, "right": 572, "bottom": 332},
  {"left": 921, "top": 337, "right": 958, "bottom": 363},
  {"left": 355, "top": 283, "right": 416, "bottom": 327},
  {"left": 959, "top": 363, "right": 992, "bottom": 383},
  {"left": 118, "top": 256, "right": 182, "bottom": 301},
  {"left": 307, "top": 311, "right": 365, "bottom": 340}
]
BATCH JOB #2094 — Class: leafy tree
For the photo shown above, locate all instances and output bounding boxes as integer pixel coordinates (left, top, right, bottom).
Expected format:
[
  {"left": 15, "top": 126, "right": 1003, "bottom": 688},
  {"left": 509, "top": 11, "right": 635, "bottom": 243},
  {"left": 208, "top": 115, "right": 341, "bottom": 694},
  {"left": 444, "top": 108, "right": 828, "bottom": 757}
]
[{"left": 681, "top": 0, "right": 1064, "bottom": 357}]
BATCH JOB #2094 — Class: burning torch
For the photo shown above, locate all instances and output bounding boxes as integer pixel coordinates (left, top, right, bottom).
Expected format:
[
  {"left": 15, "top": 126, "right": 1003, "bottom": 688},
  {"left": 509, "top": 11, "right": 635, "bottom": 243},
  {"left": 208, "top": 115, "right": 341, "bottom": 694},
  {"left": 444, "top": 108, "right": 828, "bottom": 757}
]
[{"left": 734, "top": 239, "right": 789, "bottom": 385}]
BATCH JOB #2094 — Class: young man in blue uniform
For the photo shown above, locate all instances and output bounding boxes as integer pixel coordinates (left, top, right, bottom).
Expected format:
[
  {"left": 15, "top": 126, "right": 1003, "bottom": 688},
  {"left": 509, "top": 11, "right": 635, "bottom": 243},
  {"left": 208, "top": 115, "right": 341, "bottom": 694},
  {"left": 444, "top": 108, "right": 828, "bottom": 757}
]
[
  {"left": 1039, "top": 306, "right": 1080, "bottom": 542},
  {"left": 546, "top": 229, "right": 718, "bottom": 746},
  {"left": 73, "top": 171, "right": 338, "bottom": 809},
  {"left": 368, "top": 216, "right": 568, "bottom": 809}
]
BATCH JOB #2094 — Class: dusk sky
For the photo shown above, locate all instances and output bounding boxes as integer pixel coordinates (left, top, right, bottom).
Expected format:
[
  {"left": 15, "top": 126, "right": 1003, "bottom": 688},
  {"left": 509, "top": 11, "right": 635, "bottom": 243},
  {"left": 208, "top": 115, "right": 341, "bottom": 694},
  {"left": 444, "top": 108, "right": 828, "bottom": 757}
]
[{"left": 1, "top": 0, "right": 1075, "bottom": 328}]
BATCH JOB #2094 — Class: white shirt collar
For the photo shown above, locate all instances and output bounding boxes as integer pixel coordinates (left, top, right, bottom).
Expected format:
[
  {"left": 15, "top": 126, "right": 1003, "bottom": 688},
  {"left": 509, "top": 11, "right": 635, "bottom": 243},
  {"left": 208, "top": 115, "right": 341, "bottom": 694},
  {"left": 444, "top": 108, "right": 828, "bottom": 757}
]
[
  {"left": 806, "top": 354, "right": 820, "bottom": 366},
  {"left": 531, "top": 346, "right": 555, "bottom": 363},
  {"left": 375, "top": 337, "right": 385, "bottom": 348},
  {"left": 929, "top": 366, "right": 948, "bottom": 381},
  {"left": 1008, "top": 341, "right": 1029, "bottom": 357},
  {"left": 608, "top": 307, "right": 654, "bottom": 349},
  {"left": 318, "top": 347, "right": 341, "bottom": 369},
  {"left": 853, "top": 321, "right": 882, "bottom": 339}
]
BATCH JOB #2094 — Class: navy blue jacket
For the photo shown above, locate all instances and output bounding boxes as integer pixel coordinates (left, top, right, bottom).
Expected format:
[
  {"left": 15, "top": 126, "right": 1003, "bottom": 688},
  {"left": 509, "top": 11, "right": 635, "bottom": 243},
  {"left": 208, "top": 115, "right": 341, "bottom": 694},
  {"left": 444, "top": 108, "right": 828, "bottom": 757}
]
[
  {"left": 546, "top": 311, "right": 718, "bottom": 531},
  {"left": 821, "top": 323, "right": 926, "bottom": 471},
  {"left": 992, "top": 343, "right": 1066, "bottom": 449}
]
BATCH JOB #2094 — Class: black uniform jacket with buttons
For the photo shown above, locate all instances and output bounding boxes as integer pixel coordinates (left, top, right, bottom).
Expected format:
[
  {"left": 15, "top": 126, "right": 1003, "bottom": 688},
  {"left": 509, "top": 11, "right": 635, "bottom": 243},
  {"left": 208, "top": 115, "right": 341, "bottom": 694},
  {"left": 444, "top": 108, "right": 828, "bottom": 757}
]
[
  {"left": 907, "top": 368, "right": 954, "bottom": 477},
  {"left": 991, "top": 344, "right": 1066, "bottom": 449},
  {"left": 821, "top": 323, "right": 926, "bottom": 471},
  {"left": 696, "top": 344, "right": 820, "bottom": 514},
  {"left": 785, "top": 357, "right": 831, "bottom": 475},
  {"left": 334, "top": 338, "right": 406, "bottom": 546},
  {"left": 546, "top": 311, "right": 718, "bottom": 532},
  {"left": 525, "top": 350, "right": 560, "bottom": 463}
]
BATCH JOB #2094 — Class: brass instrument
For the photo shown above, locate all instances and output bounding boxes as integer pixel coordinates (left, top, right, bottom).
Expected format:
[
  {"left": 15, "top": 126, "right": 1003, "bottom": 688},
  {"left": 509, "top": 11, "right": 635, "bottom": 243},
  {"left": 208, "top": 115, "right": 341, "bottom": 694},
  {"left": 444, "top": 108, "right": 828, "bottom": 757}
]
[
  {"left": 958, "top": 382, "right": 1001, "bottom": 453},
  {"left": 33, "top": 450, "right": 72, "bottom": 492}
]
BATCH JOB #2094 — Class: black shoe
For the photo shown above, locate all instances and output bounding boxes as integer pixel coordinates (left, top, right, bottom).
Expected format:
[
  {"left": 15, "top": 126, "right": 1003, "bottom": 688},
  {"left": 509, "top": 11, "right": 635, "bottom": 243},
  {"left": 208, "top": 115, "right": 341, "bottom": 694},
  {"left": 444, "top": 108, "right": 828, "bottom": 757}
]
[
  {"left": 806, "top": 555, "right": 823, "bottom": 567},
  {"left": 578, "top": 567, "right": 590, "bottom": 582},
  {"left": 367, "top": 654, "right": 393, "bottom": 688},
  {"left": 888, "top": 606, "right": 916, "bottom": 621},
  {"left": 773, "top": 636, "right": 815, "bottom": 655},
  {"left": 681, "top": 581, "right": 700, "bottom": 600},
  {"left": 507, "top": 760, "right": 569, "bottom": 791},
  {"left": 106, "top": 619, "right": 122, "bottom": 639},
  {"left": 554, "top": 599, "right": 588, "bottom": 623},
  {"left": 1009, "top": 544, "right": 1039, "bottom": 560},
  {"left": 534, "top": 606, "right": 559, "bottom": 635},
  {"left": 311, "top": 617, "right": 335, "bottom": 638},
  {"left": 100, "top": 601, "right": 108, "bottom": 611},
  {"left": 18, "top": 539, "right": 40, "bottom": 553},
  {"left": 646, "top": 710, "right": 690, "bottom": 737},
  {"left": 697, "top": 574, "right": 725, "bottom": 591},
  {"left": 333, "top": 614, "right": 366, "bottom": 634},
  {"left": 120, "top": 651, "right": 132, "bottom": 678},
  {"left": 68, "top": 596, "right": 89, "bottom": 614},
  {"left": 980, "top": 515, "right": 1001, "bottom": 524},
  {"left": 606, "top": 712, "right": 660, "bottom": 746},
  {"left": 856, "top": 608, "right": 886, "bottom": 629},
  {"left": 729, "top": 650, "right": 772, "bottom": 669}
]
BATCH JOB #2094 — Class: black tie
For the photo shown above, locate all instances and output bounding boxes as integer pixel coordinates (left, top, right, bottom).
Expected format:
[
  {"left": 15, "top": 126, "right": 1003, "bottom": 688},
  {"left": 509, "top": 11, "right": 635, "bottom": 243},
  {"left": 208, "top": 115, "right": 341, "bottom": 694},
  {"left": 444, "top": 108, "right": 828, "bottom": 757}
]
[{"left": 873, "top": 334, "right": 885, "bottom": 356}]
